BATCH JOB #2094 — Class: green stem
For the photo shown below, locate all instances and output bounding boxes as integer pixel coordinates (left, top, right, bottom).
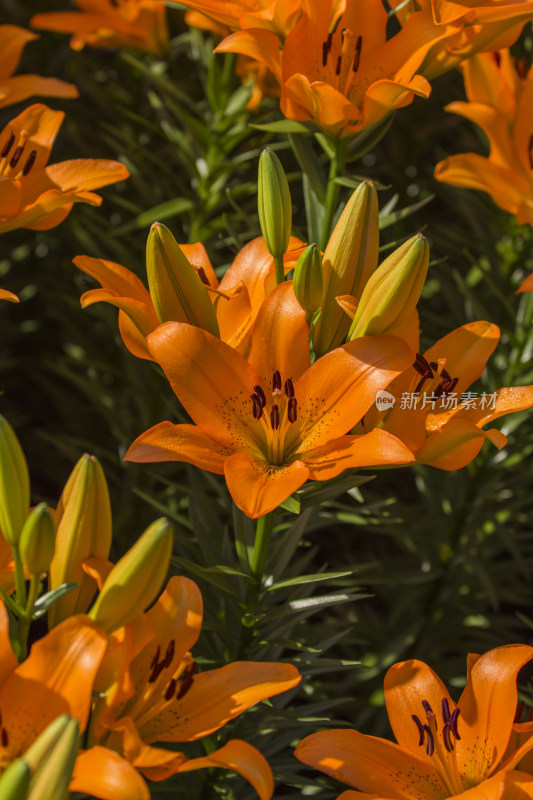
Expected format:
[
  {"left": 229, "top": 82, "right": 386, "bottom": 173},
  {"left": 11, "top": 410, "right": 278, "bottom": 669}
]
[
  {"left": 251, "top": 512, "right": 275, "bottom": 581},
  {"left": 318, "top": 141, "right": 346, "bottom": 250},
  {"left": 16, "top": 576, "right": 41, "bottom": 661},
  {"left": 12, "top": 545, "right": 26, "bottom": 609},
  {"left": 273, "top": 254, "right": 285, "bottom": 286}
]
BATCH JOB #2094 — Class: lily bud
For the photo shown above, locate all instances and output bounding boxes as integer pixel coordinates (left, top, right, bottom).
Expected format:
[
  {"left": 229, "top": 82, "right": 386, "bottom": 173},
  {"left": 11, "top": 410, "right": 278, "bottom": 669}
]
[
  {"left": 293, "top": 244, "right": 324, "bottom": 318},
  {"left": 89, "top": 517, "right": 173, "bottom": 633},
  {"left": 19, "top": 503, "right": 55, "bottom": 577},
  {"left": 0, "top": 760, "right": 30, "bottom": 800},
  {"left": 26, "top": 716, "right": 79, "bottom": 800},
  {"left": 48, "top": 454, "right": 112, "bottom": 628},
  {"left": 348, "top": 234, "right": 429, "bottom": 340},
  {"left": 0, "top": 416, "right": 30, "bottom": 545},
  {"left": 146, "top": 222, "right": 219, "bottom": 336},
  {"left": 313, "top": 181, "right": 379, "bottom": 356},
  {"left": 258, "top": 147, "right": 292, "bottom": 259}
]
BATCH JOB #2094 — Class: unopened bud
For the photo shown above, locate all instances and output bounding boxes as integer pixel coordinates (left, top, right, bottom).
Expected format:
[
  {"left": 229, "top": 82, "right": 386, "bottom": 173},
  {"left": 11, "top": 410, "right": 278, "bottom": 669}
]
[
  {"left": 20, "top": 503, "right": 55, "bottom": 576},
  {"left": 146, "top": 222, "right": 219, "bottom": 336},
  {"left": 48, "top": 454, "right": 112, "bottom": 627},
  {"left": 348, "top": 234, "right": 429, "bottom": 340},
  {"left": 258, "top": 148, "right": 292, "bottom": 259},
  {"left": 0, "top": 416, "right": 30, "bottom": 545},
  {"left": 313, "top": 181, "right": 379, "bottom": 356},
  {"left": 89, "top": 517, "right": 173, "bottom": 633},
  {"left": 26, "top": 716, "right": 79, "bottom": 800},
  {"left": 0, "top": 760, "right": 30, "bottom": 799},
  {"left": 293, "top": 244, "right": 324, "bottom": 317}
]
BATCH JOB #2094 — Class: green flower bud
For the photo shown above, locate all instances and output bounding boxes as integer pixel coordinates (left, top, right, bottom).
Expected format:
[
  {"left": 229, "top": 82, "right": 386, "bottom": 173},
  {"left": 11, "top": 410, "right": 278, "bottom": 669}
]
[
  {"left": 293, "top": 244, "right": 324, "bottom": 317},
  {"left": 26, "top": 716, "right": 79, "bottom": 800},
  {"left": 0, "top": 416, "right": 30, "bottom": 545},
  {"left": 89, "top": 518, "right": 173, "bottom": 633},
  {"left": 49, "top": 454, "right": 112, "bottom": 628},
  {"left": 0, "top": 760, "right": 31, "bottom": 800},
  {"left": 146, "top": 222, "right": 219, "bottom": 336},
  {"left": 258, "top": 147, "right": 292, "bottom": 259},
  {"left": 348, "top": 233, "right": 429, "bottom": 340},
  {"left": 313, "top": 181, "right": 379, "bottom": 356},
  {"left": 19, "top": 503, "right": 55, "bottom": 577}
]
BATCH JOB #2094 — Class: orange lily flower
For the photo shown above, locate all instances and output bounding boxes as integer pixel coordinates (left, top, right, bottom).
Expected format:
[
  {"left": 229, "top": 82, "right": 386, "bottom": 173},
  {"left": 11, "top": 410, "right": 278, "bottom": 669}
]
[
  {"left": 435, "top": 50, "right": 533, "bottom": 226},
  {"left": 0, "top": 25, "right": 78, "bottom": 109},
  {"left": 31, "top": 0, "right": 169, "bottom": 57},
  {"left": 388, "top": 1, "right": 533, "bottom": 77},
  {"left": 363, "top": 320, "right": 533, "bottom": 469},
  {"left": 89, "top": 575, "right": 301, "bottom": 797},
  {"left": 74, "top": 234, "right": 303, "bottom": 359},
  {"left": 0, "top": 602, "right": 149, "bottom": 799},
  {"left": 169, "top": 0, "right": 302, "bottom": 38},
  {"left": 125, "top": 281, "right": 415, "bottom": 518},
  {"left": 215, "top": 1, "right": 458, "bottom": 137},
  {"left": 296, "top": 644, "right": 533, "bottom": 800},
  {"left": 0, "top": 103, "right": 129, "bottom": 234}
]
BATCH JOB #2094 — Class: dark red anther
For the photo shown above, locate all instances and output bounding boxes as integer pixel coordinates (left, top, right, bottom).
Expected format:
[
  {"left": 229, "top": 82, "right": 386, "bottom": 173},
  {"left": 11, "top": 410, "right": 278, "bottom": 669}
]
[
  {"left": 288, "top": 397, "right": 297, "bottom": 423},
  {"left": 284, "top": 378, "right": 294, "bottom": 398},
  {"left": 164, "top": 678, "right": 177, "bottom": 701},
  {"left": 197, "top": 266, "right": 210, "bottom": 286},
  {"left": 447, "top": 377, "right": 459, "bottom": 393},
  {"left": 413, "top": 353, "right": 431, "bottom": 376},
  {"left": 148, "top": 661, "right": 165, "bottom": 684},
  {"left": 254, "top": 385, "right": 266, "bottom": 407},
  {"left": 10, "top": 145, "right": 23, "bottom": 169},
  {"left": 22, "top": 150, "right": 37, "bottom": 177},
  {"left": 335, "top": 55, "right": 342, "bottom": 76},
  {"left": 177, "top": 661, "right": 197, "bottom": 699},
  {"left": 163, "top": 639, "right": 175, "bottom": 668},
  {"left": 272, "top": 370, "right": 281, "bottom": 392},
  {"left": 270, "top": 404, "right": 280, "bottom": 430},
  {"left": 352, "top": 35, "right": 362, "bottom": 73},
  {"left": 150, "top": 645, "right": 160, "bottom": 670},
  {"left": 422, "top": 699, "right": 434, "bottom": 716},
  {"left": 2, "top": 728, "right": 8, "bottom": 747},
  {"left": 1, "top": 133, "right": 15, "bottom": 159},
  {"left": 424, "top": 724, "right": 434, "bottom": 756},
  {"left": 251, "top": 394, "right": 263, "bottom": 420},
  {"left": 322, "top": 41, "right": 328, "bottom": 67}
]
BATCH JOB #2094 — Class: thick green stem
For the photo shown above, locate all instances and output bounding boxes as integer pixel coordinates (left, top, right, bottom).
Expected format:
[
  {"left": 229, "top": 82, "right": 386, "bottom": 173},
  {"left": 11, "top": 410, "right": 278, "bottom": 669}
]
[
  {"left": 251, "top": 512, "right": 275, "bottom": 581},
  {"left": 318, "top": 141, "right": 346, "bottom": 250},
  {"left": 12, "top": 545, "right": 26, "bottom": 609},
  {"left": 16, "top": 575, "right": 41, "bottom": 661},
  {"left": 273, "top": 255, "right": 285, "bottom": 286}
]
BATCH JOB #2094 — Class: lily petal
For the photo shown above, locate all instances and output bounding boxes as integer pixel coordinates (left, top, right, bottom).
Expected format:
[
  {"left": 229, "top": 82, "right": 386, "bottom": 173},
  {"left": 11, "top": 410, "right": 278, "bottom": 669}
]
[
  {"left": 126, "top": 421, "right": 232, "bottom": 474},
  {"left": 70, "top": 746, "right": 150, "bottom": 800},
  {"left": 455, "top": 645, "right": 533, "bottom": 785},
  {"left": 295, "top": 728, "right": 446, "bottom": 800},
  {"left": 224, "top": 451, "right": 310, "bottom": 518},
  {"left": 139, "top": 660, "right": 300, "bottom": 742}
]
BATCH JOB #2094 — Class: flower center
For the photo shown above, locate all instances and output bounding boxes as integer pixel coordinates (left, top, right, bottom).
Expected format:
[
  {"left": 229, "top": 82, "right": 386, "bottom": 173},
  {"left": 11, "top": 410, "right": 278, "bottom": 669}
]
[
  {"left": 250, "top": 370, "right": 298, "bottom": 467},
  {"left": 412, "top": 353, "right": 458, "bottom": 400},
  {"left": 412, "top": 698, "right": 464, "bottom": 796},
  {"left": 0, "top": 130, "right": 37, "bottom": 179}
]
